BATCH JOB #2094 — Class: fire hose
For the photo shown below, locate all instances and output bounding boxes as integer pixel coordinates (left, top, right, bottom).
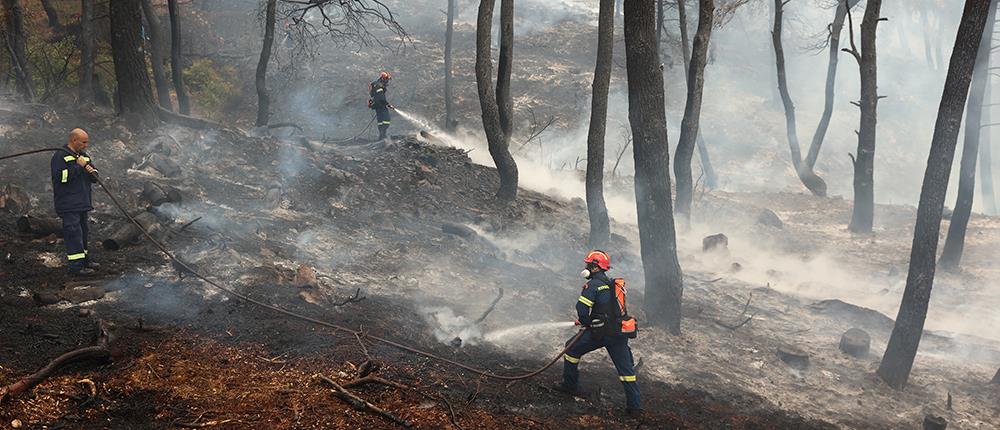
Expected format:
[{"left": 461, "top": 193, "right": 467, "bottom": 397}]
[{"left": 3, "top": 147, "right": 586, "bottom": 381}]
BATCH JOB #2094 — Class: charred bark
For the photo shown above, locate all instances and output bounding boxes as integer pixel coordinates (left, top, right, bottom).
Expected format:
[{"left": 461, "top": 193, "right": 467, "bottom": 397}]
[
  {"left": 79, "top": 0, "right": 95, "bottom": 103},
  {"left": 656, "top": 0, "right": 663, "bottom": 48},
  {"left": 256, "top": 0, "right": 277, "bottom": 126},
  {"left": 624, "top": 0, "right": 684, "bottom": 334},
  {"left": 110, "top": 0, "right": 159, "bottom": 128},
  {"left": 140, "top": 0, "right": 173, "bottom": 111},
  {"left": 167, "top": 0, "right": 189, "bottom": 115},
  {"left": 3, "top": 0, "right": 33, "bottom": 101},
  {"left": 939, "top": 0, "right": 997, "bottom": 269},
  {"left": 847, "top": 0, "right": 883, "bottom": 233},
  {"left": 674, "top": 0, "right": 715, "bottom": 220},
  {"left": 475, "top": 0, "right": 518, "bottom": 200},
  {"left": 103, "top": 211, "right": 161, "bottom": 250},
  {"left": 39, "top": 0, "right": 61, "bottom": 30},
  {"left": 805, "top": 0, "right": 862, "bottom": 170},
  {"left": 586, "top": 0, "right": 614, "bottom": 248},
  {"left": 444, "top": 0, "right": 456, "bottom": 131},
  {"left": 877, "top": 0, "right": 992, "bottom": 390},
  {"left": 677, "top": 0, "right": 717, "bottom": 189},
  {"left": 772, "top": 0, "right": 827, "bottom": 197},
  {"left": 16, "top": 215, "right": 62, "bottom": 237}
]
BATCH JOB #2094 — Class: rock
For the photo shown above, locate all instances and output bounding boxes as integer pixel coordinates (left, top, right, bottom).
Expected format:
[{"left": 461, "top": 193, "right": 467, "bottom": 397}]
[
  {"left": 61, "top": 286, "right": 106, "bottom": 304},
  {"left": 441, "top": 222, "right": 476, "bottom": 238},
  {"left": 756, "top": 209, "right": 784, "bottom": 228},
  {"left": 147, "top": 135, "right": 177, "bottom": 155},
  {"left": 702, "top": 233, "right": 729, "bottom": 252},
  {"left": 294, "top": 264, "right": 318, "bottom": 288},
  {"left": 991, "top": 368, "right": 999, "bottom": 384},
  {"left": 839, "top": 328, "right": 871, "bottom": 357},
  {"left": 11, "top": 419, "right": 22, "bottom": 429},
  {"left": 923, "top": 414, "right": 947, "bottom": 430},
  {"left": 0, "top": 184, "right": 31, "bottom": 214},
  {"left": 730, "top": 262, "right": 743, "bottom": 273},
  {"left": 299, "top": 290, "right": 321, "bottom": 305},
  {"left": 777, "top": 345, "right": 810, "bottom": 369},
  {"left": 32, "top": 292, "right": 62, "bottom": 306},
  {"left": 78, "top": 308, "right": 92, "bottom": 318},
  {"left": 450, "top": 337, "right": 462, "bottom": 348},
  {"left": 148, "top": 153, "right": 181, "bottom": 177}
]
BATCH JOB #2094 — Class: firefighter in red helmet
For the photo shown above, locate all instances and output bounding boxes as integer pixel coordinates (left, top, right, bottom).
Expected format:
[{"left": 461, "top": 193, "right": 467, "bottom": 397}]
[
  {"left": 558, "top": 250, "right": 641, "bottom": 415},
  {"left": 368, "top": 71, "right": 394, "bottom": 140}
]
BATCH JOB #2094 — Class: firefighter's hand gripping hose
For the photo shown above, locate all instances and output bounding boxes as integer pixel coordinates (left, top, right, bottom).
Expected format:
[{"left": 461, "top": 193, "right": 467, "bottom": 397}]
[{"left": 4, "top": 148, "right": 586, "bottom": 381}]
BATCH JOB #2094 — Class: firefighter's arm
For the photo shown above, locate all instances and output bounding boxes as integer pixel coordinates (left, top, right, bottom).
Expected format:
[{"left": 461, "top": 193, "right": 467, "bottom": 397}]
[
  {"left": 53, "top": 155, "right": 84, "bottom": 184},
  {"left": 576, "top": 285, "right": 598, "bottom": 325}
]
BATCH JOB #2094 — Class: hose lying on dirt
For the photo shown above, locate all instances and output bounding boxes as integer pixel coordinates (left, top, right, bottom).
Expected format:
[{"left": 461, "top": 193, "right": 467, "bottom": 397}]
[{"left": 3, "top": 147, "right": 585, "bottom": 381}]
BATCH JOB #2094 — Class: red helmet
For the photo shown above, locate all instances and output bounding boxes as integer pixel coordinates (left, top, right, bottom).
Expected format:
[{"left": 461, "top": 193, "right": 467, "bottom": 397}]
[
  {"left": 584, "top": 250, "right": 611, "bottom": 271},
  {"left": 379, "top": 71, "right": 391, "bottom": 81}
]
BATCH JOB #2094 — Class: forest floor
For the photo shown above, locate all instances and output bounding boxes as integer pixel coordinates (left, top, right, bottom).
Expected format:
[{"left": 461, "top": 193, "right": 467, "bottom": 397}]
[{"left": 0, "top": 101, "right": 997, "bottom": 430}]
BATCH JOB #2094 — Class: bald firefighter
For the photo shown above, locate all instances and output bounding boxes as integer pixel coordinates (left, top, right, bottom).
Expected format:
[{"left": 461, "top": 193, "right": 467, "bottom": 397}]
[
  {"left": 50, "top": 128, "right": 100, "bottom": 276},
  {"left": 559, "top": 250, "right": 641, "bottom": 415}
]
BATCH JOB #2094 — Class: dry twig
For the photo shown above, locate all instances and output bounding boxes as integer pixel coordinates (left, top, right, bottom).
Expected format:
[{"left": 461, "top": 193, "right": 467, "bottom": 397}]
[
  {"left": 0, "top": 320, "right": 112, "bottom": 402},
  {"left": 319, "top": 375, "right": 412, "bottom": 427}
]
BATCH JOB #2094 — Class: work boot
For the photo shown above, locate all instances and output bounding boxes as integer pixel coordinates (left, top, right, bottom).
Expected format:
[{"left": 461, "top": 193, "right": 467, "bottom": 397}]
[
  {"left": 85, "top": 261, "right": 100, "bottom": 269},
  {"left": 552, "top": 383, "right": 579, "bottom": 396},
  {"left": 70, "top": 267, "right": 97, "bottom": 277},
  {"left": 625, "top": 408, "right": 645, "bottom": 419}
]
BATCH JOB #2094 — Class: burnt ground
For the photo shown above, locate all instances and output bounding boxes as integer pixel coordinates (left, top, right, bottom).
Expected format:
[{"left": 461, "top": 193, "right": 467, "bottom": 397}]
[{"left": 0, "top": 104, "right": 835, "bottom": 429}]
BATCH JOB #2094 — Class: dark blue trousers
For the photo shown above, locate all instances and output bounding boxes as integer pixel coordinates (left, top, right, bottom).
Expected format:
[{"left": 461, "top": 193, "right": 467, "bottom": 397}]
[
  {"left": 59, "top": 211, "right": 90, "bottom": 270},
  {"left": 375, "top": 107, "right": 391, "bottom": 139},
  {"left": 563, "top": 330, "right": 641, "bottom": 410}
]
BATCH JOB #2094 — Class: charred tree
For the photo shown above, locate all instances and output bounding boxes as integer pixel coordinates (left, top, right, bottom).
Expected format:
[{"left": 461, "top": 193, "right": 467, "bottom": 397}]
[
  {"left": 110, "top": 0, "right": 159, "bottom": 128},
  {"left": 39, "top": 0, "right": 61, "bottom": 30},
  {"left": 657, "top": 0, "right": 663, "bottom": 48},
  {"left": 624, "top": 0, "right": 684, "bottom": 334},
  {"left": 140, "top": 0, "right": 172, "bottom": 111},
  {"left": 444, "top": 0, "right": 456, "bottom": 131},
  {"left": 845, "top": 0, "right": 883, "bottom": 233},
  {"left": 167, "top": 0, "right": 189, "bottom": 115},
  {"left": 475, "top": 0, "right": 519, "bottom": 200},
  {"left": 677, "top": 0, "right": 717, "bottom": 189},
  {"left": 3, "top": 0, "right": 33, "bottom": 101},
  {"left": 256, "top": 0, "right": 277, "bottom": 126},
  {"left": 877, "top": 0, "right": 992, "bottom": 390},
  {"left": 805, "top": 0, "right": 861, "bottom": 170},
  {"left": 586, "top": 0, "right": 615, "bottom": 248},
  {"left": 981, "top": 74, "right": 997, "bottom": 215},
  {"left": 674, "top": 0, "right": 715, "bottom": 220},
  {"left": 772, "top": 0, "right": 827, "bottom": 197},
  {"left": 939, "top": 0, "right": 998, "bottom": 270},
  {"left": 79, "top": 0, "right": 95, "bottom": 103}
]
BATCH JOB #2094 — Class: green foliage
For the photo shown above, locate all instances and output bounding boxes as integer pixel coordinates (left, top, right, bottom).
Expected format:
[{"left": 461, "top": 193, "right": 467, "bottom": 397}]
[{"left": 182, "top": 59, "right": 239, "bottom": 119}]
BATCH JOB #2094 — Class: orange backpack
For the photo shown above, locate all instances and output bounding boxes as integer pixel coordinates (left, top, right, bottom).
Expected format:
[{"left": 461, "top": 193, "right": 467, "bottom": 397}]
[{"left": 611, "top": 278, "right": 638, "bottom": 338}]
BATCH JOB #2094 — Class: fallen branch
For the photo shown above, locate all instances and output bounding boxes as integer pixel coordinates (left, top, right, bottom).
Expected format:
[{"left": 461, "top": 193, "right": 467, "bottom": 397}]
[
  {"left": 0, "top": 320, "right": 112, "bottom": 402},
  {"left": 319, "top": 375, "right": 412, "bottom": 427},
  {"left": 473, "top": 288, "right": 504, "bottom": 324},
  {"left": 713, "top": 293, "right": 755, "bottom": 331},
  {"left": 179, "top": 217, "right": 202, "bottom": 232},
  {"left": 342, "top": 375, "right": 409, "bottom": 390},
  {"left": 332, "top": 288, "right": 365, "bottom": 307}
]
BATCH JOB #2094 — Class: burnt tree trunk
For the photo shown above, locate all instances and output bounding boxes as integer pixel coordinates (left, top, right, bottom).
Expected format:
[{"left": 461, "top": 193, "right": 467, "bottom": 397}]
[
  {"left": 877, "top": 0, "right": 992, "bottom": 390},
  {"left": 939, "top": 0, "right": 997, "bottom": 269},
  {"left": 624, "top": 0, "right": 684, "bottom": 335},
  {"left": 444, "top": 0, "right": 456, "bottom": 131},
  {"left": 167, "top": 0, "right": 189, "bottom": 115},
  {"left": 110, "top": 0, "right": 159, "bottom": 128},
  {"left": 39, "top": 0, "right": 61, "bottom": 30},
  {"left": 256, "top": 0, "right": 276, "bottom": 126},
  {"left": 981, "top": 72, "right": 997, "bottom": 215},
  {"left": 674, "top": 0, "right": 714, "bottom": 220},
  {"left": 79, "top": 0, "right": 95, "bottom": 103},
  {"left": 805, "top": 0, "right": 861, "bottom": 170},
  {"left": 677, "top": 0, "right": 717, "bottom": 189},
  {"left": 497, "top": 0, "right": 513, "bottom": 142},
  {"left": 772, "top": 0, "right": 827, "bottom": 197},
  {"left": 3, "top": 0, "right": 33, "bottom": 101},
  {"left": 848, "top": 0, "right": 883, "bottom": 234},
  {"left": 139, "top": 0, "right": 172, "bottom": 111},
  {"left": 475, "top": 0, "right": 518, "bottom": 200},
  {"left": 586, "top": 0, "right": 615, "bottom": 248},
  {"left": 656, "top": 0, "right": 663, "bottom": 48}
]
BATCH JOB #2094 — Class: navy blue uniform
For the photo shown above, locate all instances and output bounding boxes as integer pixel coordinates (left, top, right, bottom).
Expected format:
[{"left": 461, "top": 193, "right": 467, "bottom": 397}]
[
  {"left": 563, "top": 272, "right": 641, "bottom": 410},
  {"left": 370, "top": 79, "right": 391, "bottom": 139},
  {"left": 50, "top": 146, "right": 96, "bottom": 270}
]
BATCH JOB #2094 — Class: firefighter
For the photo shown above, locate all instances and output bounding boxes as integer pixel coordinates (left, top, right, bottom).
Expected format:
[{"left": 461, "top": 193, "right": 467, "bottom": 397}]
[
  {"left": 50, "top": 128, "right": 100, "bottom": 276},
  {"left": 559, "top": 250, "right": 641, "bottom": 415},
  {"left": 369, "top": 71, "right": 394, "bottom": 140}
]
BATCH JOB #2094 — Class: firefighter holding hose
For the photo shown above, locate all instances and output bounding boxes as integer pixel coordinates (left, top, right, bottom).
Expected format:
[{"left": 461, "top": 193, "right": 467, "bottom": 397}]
[
  {"left": 558, "top": 250, "right": 641, "bottom": 415},
  {"left": 369, "top": 71, "right": 395, "bottom": 141},
  {"left": 50, "top": 128, "right": 100, "bottom": 276}
]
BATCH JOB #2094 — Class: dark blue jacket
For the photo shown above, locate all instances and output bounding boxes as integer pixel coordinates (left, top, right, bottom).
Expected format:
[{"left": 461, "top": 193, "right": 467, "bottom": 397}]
[
  {"left": 576, "top": 272, "right": 614, "bottom": 326},
  {"left": 370, "top": 79, "right": 389, "bottom": 110},
  {"left": 50, "top": 145, "right": 95, "bottom": 214}
]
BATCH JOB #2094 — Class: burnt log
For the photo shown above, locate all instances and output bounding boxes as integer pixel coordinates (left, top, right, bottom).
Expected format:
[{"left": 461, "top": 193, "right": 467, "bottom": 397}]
[
  {"left": 923, "top": 415, "right": 947, "bottom": 430},
  {"left": 442, "top": 222, "right": 476, "bottom": 238},
  {"left": 756, "top": 209, "right": 784, "bottom": 228},
  {"left": 839, "top": 327, "right": 871, "bottom": 357},
  {"left": 0, "top": 184, "right": 31, "bottom": 214},
  {"left": 991, "top": 368, "right": 999, "bottom": 384},
  {"left": 140, "top": 182, "right": 182, "bottom": 207},
  {"left": 777, "top": 345, "right": 810, "bottom": 369},
  {"left": 17, "top": 215, "right": 62, "bottom": 238},
  {"left": 102, "top": 212, "right": 160, "bottom": 250},
  {"left": 148, "top": 153, "right": 181, "bottom": 177},
  {"left": 702, "top": 233, "right": 728, "bottom": 252}
]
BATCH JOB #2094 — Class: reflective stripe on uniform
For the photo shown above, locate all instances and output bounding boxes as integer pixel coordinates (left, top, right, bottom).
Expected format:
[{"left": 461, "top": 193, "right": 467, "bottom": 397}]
[
  {"left": 378, "top": 121, "right": 391, "bottom": 125},
  {"left": 67, "top": 252, "right": 86, "bottom": 261},
  {"left": 376, "top": 88, "right": 384, "bottom": 93},
  {"left": 63, "top": 155, "right": 76, "bottom": 162},
  {"left": 597, "top": 285, "right": 610, "bottom": 291},
  {"left": 619, "top": 375, "right": 636, "bottom": 382},
  {"left": 578, "top": 296, "right": 593, "bottom": 307},
  {"left": 61, "top": 169, "right": 68, "bottom": 183},
  {"left": 564, "top": 354, "right": 580, "bottom": 364}
]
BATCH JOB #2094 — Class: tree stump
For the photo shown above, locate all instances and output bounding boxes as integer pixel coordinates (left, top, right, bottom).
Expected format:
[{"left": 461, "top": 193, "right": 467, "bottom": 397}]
[
  {"left": 923, "top": 414, "right": 947, "bottom": 430},
  {"left": 140, "top": 182, "right": 182, "bottom": 207},
  {"left": 702, "top": 233, "right": 728, "bottom": 252},
  {"left": 102, "top": 212, "right": 160, "bottom": 250},
  {"left": 839, "top": 328, "right": 871, "bottom": 357},
  {"left": 756, "top": 209, "right": 784, "bottom": 228},
  {"left": 777, "top": 345, "right": 809, "bottom": 369}
]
